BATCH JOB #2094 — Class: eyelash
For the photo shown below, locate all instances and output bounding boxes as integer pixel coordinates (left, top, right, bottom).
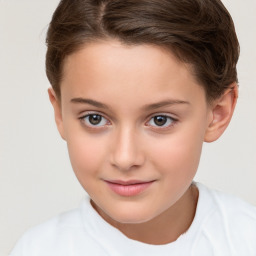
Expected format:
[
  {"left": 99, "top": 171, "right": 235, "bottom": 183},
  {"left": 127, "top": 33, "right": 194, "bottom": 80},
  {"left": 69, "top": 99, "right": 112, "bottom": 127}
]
[{"left": 78, "top": 112, "right": 178, "bottom": 131}]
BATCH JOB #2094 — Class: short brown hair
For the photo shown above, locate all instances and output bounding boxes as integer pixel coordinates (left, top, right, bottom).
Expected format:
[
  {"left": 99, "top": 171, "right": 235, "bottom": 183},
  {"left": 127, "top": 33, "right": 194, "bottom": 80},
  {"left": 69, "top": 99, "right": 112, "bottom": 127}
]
[{"left": 46, "top": 0, "right": 239, "bottom": 101}]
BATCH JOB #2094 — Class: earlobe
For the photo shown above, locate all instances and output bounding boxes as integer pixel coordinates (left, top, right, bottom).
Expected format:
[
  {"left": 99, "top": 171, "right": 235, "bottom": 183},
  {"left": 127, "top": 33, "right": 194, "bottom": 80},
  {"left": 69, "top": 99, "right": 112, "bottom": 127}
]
[
  {"left": 204, "top": 84, "right": 238, "bottom": 142},
  {"left": 48, "top": 88, "right": 66, "bottom": 140}
]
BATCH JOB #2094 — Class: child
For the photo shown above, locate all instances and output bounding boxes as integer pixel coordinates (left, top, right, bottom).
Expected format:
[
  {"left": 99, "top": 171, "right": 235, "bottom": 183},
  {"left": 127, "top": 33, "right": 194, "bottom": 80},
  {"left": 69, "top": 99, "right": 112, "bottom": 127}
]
[{"left": 10, "top": 0, "right": 256, "bottom": 255}]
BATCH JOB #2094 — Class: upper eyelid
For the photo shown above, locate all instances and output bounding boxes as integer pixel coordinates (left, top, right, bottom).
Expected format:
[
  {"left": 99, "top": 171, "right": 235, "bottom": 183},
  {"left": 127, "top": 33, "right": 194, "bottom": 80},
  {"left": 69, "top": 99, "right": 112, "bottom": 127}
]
[
  {"left": 79, "top": 110, "right": 105, "bottom": 116},
  {"left": 79, "top": 111, "right": 111, "bottom": 121},
  {"left": 80, "top": 112, "right": 176, "bottom": 118},
  {"left": 146, "top": 112, "right": 178, "bottom": 121}
]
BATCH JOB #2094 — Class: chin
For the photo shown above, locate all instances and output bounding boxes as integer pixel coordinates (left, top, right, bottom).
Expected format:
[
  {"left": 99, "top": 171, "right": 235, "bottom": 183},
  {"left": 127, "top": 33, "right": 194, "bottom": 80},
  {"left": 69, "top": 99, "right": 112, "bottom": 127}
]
[
  {"left": 91, "top": 197, "right": 162, "bottom": 225},
  {"left": 115, "top": 215, "right": 151, "bottom": 224},
  {"left": 106, "top": 206, "right": 158, "bottom": 224}
]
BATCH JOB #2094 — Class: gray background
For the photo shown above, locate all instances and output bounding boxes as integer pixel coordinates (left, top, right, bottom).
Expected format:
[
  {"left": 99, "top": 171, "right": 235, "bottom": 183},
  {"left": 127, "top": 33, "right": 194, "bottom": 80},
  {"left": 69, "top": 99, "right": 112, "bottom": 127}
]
[{"left": 0, "top": 0, "right": 255, "bottom": 255}]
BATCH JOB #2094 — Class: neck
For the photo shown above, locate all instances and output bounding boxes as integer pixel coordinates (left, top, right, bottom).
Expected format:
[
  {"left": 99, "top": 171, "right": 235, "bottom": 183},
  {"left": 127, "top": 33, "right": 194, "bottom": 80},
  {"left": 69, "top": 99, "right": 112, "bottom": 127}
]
[{"left": 93, "top": 184, "right": 199, "bottom": 245}]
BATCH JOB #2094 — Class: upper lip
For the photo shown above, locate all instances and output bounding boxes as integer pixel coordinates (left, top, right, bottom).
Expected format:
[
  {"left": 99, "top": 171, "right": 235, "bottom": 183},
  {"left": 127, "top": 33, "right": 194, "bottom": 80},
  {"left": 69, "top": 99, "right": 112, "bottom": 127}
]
[{"left": 104, "top": 180, "right": 155, "bottom": 185}]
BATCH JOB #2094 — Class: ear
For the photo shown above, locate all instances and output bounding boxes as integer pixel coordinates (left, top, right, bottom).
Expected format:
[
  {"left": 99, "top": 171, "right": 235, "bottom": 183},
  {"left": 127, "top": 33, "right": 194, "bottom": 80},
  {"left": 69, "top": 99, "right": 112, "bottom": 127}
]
[
  {"left": 48, "top": 88, "right": 66, "bottom": 140},
  {"left": 204, "top": 83, "right": 238, "bottom": 142}
]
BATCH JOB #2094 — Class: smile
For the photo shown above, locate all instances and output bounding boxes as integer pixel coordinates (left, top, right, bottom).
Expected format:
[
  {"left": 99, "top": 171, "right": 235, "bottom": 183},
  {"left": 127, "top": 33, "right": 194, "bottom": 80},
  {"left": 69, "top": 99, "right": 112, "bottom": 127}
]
[{"left": 104, "top": 180, "right": 155, "bottom": 197}]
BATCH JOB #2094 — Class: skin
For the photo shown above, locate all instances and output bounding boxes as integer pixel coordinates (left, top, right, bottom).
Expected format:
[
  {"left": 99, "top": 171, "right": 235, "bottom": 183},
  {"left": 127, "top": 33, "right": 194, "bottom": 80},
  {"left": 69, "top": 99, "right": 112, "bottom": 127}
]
[{"left": 49, "top": 40, "right": 237, "bottom": 245}]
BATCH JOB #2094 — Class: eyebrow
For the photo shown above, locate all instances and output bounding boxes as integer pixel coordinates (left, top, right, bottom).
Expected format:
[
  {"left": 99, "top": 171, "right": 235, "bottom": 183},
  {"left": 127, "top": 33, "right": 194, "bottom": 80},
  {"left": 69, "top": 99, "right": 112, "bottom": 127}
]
[
  {"left": 70, "top": 97, "right": 190, "bottom": 111},
  {"left": 142, "top": 99, "right": 190, "bottom": 111},
  {"left": 70, "top": 98, "right": 110, "bottom": 109}
]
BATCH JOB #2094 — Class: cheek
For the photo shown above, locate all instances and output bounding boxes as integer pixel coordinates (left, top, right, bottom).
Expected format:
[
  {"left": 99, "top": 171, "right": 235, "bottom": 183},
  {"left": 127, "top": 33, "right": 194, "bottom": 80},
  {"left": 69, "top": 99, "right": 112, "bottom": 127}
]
[
  {"left": 66, "top": 132, "right": 107, "bottom": 180},
  {"left": 148, "top": 127, "right": 204, "bottom": 179}
]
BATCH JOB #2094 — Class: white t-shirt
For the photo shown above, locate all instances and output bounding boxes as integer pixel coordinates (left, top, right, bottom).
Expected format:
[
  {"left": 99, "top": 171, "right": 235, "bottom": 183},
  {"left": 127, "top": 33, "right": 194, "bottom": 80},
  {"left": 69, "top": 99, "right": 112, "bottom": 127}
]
[{"left": 10, "top": 183, "right": 256, "bottom": 256}]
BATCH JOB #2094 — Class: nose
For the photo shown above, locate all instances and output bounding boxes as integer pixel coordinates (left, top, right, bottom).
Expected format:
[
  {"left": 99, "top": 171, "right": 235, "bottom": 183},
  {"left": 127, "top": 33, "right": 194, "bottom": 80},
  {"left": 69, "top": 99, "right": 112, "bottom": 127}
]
[{"left": 110, "top": 127, "right": 145, "bottom": 171}]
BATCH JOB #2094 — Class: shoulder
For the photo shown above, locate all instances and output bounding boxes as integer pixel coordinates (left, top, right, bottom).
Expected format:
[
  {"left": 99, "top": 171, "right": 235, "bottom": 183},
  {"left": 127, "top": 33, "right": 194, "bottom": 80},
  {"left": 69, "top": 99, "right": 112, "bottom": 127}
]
[
  {"left": 9, "top": 199, "right": 93, "bottom": 256},
  {"left": 195, "top": 182, "right": 256, "bottom": 254},
  {"left": 25, "top": 206, "right": 84, "bottom": 240},
  {"left": 210, "top": 185, "right": 256, "bottom": 235},
  {"left": 198, "top": 183, "right": 256, "bottom": 220}
]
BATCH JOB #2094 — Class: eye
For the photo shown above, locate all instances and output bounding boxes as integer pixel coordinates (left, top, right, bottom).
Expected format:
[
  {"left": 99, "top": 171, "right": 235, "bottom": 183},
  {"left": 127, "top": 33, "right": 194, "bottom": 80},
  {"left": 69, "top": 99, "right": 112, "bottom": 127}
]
[
  {"left": 80, "top": 114, "right": 109, "bottom": 127},
  {"left": 147, "top": 115, "right": 176, "bottom": 128}
]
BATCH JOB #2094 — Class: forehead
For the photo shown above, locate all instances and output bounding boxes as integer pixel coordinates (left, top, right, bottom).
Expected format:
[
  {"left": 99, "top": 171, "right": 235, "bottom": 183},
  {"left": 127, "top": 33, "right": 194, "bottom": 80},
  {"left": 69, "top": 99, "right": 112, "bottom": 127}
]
[
  {"left": 63, "top": 40, "right": 188, "bottom": 82},
  {"left": 61, "top": 40, "right": 207, "bottom": 108}
]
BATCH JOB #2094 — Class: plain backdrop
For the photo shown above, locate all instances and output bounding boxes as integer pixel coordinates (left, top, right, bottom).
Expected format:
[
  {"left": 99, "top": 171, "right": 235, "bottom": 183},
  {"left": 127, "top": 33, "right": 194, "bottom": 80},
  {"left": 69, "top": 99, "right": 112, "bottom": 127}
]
[{"left": 0, "top": 0, "right": 255, "bottom": 255}]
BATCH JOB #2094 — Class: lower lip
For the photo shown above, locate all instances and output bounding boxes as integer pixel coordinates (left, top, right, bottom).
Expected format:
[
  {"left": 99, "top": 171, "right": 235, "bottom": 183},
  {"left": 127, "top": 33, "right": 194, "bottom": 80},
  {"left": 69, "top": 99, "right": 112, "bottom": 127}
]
[{"left": 105, "top": 181, "right": 154, "bottom": 197}]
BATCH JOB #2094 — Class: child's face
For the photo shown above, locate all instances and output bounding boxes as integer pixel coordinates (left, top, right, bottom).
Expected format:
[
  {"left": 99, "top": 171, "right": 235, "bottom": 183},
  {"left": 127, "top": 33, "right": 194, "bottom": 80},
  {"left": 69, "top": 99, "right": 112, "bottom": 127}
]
[{"left": 53, "top": 40, "right": 213, "bottom": 224}]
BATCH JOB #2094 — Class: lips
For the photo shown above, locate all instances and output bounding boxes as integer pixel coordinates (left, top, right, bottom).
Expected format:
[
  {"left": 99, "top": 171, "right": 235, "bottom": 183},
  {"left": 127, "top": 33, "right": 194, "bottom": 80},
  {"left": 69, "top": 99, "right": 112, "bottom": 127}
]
[{"left": 104, "top": 180, "right": 155, "bottom": 197}]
